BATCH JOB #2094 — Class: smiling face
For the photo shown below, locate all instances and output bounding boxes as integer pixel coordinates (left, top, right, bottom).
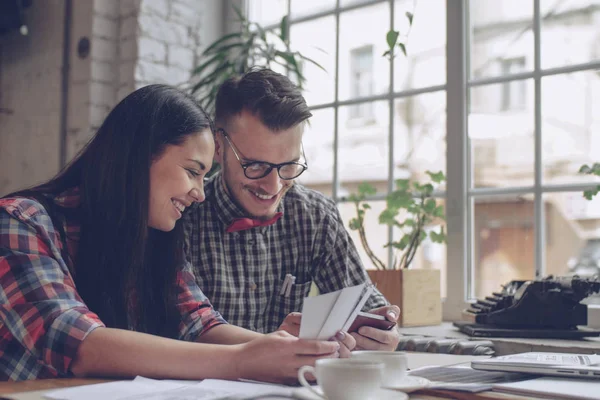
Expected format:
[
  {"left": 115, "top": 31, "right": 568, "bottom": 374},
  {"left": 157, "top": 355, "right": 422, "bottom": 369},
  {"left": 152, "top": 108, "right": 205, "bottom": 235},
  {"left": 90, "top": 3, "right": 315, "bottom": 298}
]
[
  {"left": 215, "top": 110, "right": 304, "bottom": 219},
  {"left": 148, "top": 130, "right": 215, "bottom": 231}
]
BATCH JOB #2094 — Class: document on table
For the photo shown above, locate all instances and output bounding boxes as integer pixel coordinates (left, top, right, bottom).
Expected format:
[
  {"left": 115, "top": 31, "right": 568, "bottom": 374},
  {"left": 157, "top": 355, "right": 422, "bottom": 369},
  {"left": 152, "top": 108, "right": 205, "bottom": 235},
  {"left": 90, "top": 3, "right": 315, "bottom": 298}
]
[
  {"left": 493, "top": 377, "right": 600, "bottom": 400},
  {"left": 43, "top": 377, "right": 295, "bottom": 400},
  {"left": 298, "top": 283, "right": 373, "bottom": 340},
  {"left": 408, "top": 364, "right": 532, "bottom": 393}
]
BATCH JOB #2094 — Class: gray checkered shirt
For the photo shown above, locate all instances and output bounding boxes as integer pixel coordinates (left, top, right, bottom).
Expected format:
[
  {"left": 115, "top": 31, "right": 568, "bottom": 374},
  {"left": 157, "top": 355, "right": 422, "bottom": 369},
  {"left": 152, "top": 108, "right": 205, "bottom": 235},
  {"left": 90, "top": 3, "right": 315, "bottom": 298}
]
[{"left": 183, "top": 173, "right": 388, "bottom": 333}]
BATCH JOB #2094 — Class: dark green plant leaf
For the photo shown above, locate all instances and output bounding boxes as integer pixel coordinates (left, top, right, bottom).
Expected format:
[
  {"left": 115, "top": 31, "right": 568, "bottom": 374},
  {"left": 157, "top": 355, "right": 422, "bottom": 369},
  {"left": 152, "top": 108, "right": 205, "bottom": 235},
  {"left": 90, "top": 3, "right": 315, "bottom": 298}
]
[
  {"left": 433, "top": 205, "right": 445, "bottom": 218},
  {"left": 406, "top": 11, "right": 414, "bottom": 24},
  {"left": 426, "top": 170, "right": 446, "bottom": 183},
  {"left": 358, "top": 182, "right": 377, "bottom": 196},
  {"left": 298, "top": 53, "right": 327, "bottom": 72},
  {"left": 394, "top": 179, "right": 410, "bottom": 192},
  {"left": 386, "top": 29, "right": 400, "bottom": 51},
  {"left": 403, "top": 218, "right": 416, "bottom": 227},
  {"left": 362, "top": 203, "right": 371, "bottom": 210},
  {"left": 398, "top": 42, "right": 407, "bottom": 56},
  {"left": 349, "top": 219, "right": 360, "bottom": 230},
  {"left": 387, "top": 191, "right": 413, "bottom": 209},
  {"left": 379, "top": 208, "right": 399, "bottom": 225},
  {"left": 430, "top": 227, "right": 446, "bottom": 243},
  {"left": 584, "top": 187, "right": 600, "bottom": 200},
  {"left": 279, "top": 15, "right": 289, "bottom": 43},
  {"left": 424, "top": 198, "right": 437, "bottom": 214}
]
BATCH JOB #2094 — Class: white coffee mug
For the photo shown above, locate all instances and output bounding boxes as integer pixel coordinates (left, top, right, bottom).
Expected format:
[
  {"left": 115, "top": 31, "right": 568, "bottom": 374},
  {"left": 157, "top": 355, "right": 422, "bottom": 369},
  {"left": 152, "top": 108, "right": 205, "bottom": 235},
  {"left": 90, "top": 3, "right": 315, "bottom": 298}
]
[
  {"left": 297, "top": 358, "right": 384, "bottom": 400},
  {"left": 351, "top": 351, "right": 408, "bottom": 387}
]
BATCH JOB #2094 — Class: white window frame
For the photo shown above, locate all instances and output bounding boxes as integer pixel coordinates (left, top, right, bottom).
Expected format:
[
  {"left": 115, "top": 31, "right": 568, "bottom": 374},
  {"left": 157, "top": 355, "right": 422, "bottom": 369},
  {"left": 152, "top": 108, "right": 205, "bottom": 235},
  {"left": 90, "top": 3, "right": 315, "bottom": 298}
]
[{"left": 241, "top": 0, "right": 600, "bottom": 321}]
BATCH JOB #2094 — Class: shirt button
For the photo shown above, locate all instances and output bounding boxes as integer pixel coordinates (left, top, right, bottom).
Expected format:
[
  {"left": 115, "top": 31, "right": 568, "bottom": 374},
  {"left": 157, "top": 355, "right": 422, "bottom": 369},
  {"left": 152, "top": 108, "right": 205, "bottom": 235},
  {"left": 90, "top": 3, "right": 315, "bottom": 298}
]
[{"left": 250, "top": 282, "right": 257, "bottom": 291}]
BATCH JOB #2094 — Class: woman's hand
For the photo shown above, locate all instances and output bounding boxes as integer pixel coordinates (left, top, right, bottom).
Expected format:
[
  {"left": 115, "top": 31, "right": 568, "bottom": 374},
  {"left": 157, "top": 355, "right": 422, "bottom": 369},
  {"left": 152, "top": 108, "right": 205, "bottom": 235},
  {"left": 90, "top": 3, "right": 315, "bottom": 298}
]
[{"left": 233, "top": 331, "right": 340, "bottom": 384}]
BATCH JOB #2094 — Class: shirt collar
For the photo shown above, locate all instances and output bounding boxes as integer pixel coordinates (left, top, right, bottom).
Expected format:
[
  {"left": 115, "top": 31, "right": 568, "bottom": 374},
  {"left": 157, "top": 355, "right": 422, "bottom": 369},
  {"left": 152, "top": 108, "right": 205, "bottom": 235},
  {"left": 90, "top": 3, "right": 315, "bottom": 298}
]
[
  {"left": 53, "top": 186, "right": 81, "bottom": 208},
  {"left": 209, "top": 171, "right": 286, "bottom": 227}
]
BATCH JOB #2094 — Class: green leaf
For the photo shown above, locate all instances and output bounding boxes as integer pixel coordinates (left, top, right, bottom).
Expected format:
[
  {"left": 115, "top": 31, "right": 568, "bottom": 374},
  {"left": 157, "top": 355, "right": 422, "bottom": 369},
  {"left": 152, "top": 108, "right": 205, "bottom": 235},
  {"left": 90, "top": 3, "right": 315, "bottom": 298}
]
[
  {"left": 298, "top": 53, "right": 327, "bottom": 72},
  {"left": 584, "top": 187, "right": 600, "bottom": 200},
  {"left": 406, "top": 11, "right": 414, "bottom": 25},
  {"left": 398, "top": 42, "right": 407, "bottom": 57},
  {"left": 430, "top": 227, "right": 447, "bottom": 243},
  {"left": 358, "top": 182, "right": 377, "bottom": 196},
  {"left": 386, "top": 30, "right": 400, "bottom": 51},
  {"left": 349, "top": 219, "right": 360, "bottom": 230},
  {"left": 279, "top": 15, "right": 289, "bottom": 43},
  {"left": 394, "top": 179, "right": 410, "bottom": 192},
  {"left": 403, "top": 218, "right": 416, "bottom": 227},
  {"left": 433, "top": 205, "right": 445, "bottom": 218},
  {"left": 201, "top": 33, "right": 243, "bottom": 55},
  {"left": 426, "top": 170, "right": 446, "bottom": 183},
  {"left": 379, "top": 208, "right": 399, "bottom": 225},
  {"left": 387, "top": 191, "right": 413, "bottom": 209},
  {"left": 424, "top": 198, "right": 437, "bottom": 214},
  {"left": 362, "top": 203, "right": 371, "bottom": 210}
]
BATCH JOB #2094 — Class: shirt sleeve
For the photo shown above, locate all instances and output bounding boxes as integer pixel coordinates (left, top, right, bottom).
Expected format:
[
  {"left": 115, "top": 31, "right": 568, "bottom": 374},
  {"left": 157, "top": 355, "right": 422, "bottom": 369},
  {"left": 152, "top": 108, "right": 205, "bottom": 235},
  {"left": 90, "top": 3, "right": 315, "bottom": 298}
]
[
  {"left": 175, "top": 261, "right": 227, "bottom": 342},
  {"left": 0, "top": 201, "right": 105, "bottom": 377},
  {"left": 312, "top": 203, "right": 389, "bottom": 310}
]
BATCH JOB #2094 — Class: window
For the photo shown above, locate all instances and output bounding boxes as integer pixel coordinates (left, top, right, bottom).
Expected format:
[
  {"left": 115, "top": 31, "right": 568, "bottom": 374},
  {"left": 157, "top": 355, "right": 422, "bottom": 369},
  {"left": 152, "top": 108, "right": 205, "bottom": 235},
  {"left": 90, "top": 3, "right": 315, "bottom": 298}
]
[
  {"left": 246, "top": 0, "right": 600, "bottom": 319},
  {"left": 500, "top": 57, "right": 526, "bottom": 110},
  {"left": 350, "top": 45, "right": 374, "bottom": 119}
]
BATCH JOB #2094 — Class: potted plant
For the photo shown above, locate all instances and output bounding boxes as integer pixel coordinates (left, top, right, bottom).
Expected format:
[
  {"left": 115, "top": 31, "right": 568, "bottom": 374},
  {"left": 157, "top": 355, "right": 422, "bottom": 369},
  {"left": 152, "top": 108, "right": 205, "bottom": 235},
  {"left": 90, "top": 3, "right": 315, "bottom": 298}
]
[
  {"left": 348, "top": 171, "right": 446, "bottom": 327},
  {"left": 579, "top": 163, "right": 600, "bottom": 200},
  {"left": 189, "top": 5, "right": 323, "bottom": 115}
]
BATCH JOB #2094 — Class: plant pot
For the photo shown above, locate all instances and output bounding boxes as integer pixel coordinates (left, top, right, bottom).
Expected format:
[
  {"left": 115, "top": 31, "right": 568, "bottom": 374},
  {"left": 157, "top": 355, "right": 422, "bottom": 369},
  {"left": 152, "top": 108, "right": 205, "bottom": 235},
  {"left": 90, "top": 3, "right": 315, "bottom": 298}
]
[{"left": 367, "top": 269, "right": 442, "bottom": 327}]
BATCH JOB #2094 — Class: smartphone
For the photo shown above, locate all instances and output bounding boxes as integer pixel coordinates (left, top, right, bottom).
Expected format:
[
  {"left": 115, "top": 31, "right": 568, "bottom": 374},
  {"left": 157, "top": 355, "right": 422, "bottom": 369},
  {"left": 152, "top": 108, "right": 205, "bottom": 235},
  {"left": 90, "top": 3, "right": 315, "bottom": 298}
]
[{"left": 348, "top": 311, "right": 397, "bottom": 333}]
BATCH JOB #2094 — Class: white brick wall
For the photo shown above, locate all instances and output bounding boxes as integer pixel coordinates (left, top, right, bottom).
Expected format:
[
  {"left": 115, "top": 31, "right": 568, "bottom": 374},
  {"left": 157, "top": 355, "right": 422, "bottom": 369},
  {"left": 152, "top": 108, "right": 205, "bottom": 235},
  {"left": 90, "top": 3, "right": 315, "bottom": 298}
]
[{"left": 0, "top": 0, "right": 221, "bottom": 195}]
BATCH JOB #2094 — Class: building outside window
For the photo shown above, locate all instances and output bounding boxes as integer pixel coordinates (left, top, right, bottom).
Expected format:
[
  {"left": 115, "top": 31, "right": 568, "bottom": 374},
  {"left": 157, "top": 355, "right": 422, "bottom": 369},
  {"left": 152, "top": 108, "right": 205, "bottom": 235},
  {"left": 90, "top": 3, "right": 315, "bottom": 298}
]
[
  {"left": 247, "top": 0, "right": 600, "bottom": 319},
  {"left": 350, "top": 45, "right": 374, "bottom": 119}
]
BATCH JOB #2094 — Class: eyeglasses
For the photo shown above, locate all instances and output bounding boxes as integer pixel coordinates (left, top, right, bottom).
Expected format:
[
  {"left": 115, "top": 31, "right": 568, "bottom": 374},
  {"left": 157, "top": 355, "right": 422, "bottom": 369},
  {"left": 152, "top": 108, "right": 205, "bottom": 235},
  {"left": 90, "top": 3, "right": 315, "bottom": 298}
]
[{"left": 218, "top": 129, "right": 308, "bottom": 180}]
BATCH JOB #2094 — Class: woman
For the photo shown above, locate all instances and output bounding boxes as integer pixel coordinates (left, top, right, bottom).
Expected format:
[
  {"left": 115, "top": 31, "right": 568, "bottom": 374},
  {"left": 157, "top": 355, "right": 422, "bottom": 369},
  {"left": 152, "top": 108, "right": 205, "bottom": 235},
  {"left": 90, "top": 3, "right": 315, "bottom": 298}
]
[{"left": 0, "top": 85, "right": 348, "bottom": 383}]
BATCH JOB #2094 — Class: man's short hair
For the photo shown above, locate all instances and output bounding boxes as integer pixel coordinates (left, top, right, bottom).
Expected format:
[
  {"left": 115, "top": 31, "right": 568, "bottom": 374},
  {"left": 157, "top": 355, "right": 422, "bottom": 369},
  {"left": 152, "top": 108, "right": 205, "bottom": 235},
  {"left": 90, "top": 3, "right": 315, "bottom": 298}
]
[{"left": 215, "top": 68, "right": 312, "bottom": 131}]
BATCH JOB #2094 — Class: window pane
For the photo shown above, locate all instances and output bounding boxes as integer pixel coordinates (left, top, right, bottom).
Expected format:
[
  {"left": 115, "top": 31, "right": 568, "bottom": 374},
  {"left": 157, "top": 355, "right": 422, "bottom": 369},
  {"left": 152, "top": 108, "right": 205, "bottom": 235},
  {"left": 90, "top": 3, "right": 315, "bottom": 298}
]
[
  {"left": 545, "top": 192, "right": 600, "bottom": 278},
  {"left": 247, "top": 0, "right": 288, "bottom": 26},
  {"left": 473, "top": 195, "right": 535, "bottom": 299},
  {"left": 291, "top": 0, "right": 336, "bottom": 18},
  {"left": 469, "top": 0, "right": 533, "bottom": 80},
  {"left": 394, "top": 0, "right": 446, "bottom": 91},
  {"left": 290, "top": 16, "right": 336, "bottom": 106},
  {"left": 542, "top": 71, "right": 600, "bottom": 184},
  {"left": 541, "top": 0, "right": 600, "bottom": 69},
  {"left": 340, "top": 0, "right": 377, "bottom": 6},
  {"left": 339, "top": 2, "right": 390, "bottom": 101},
  {"left": 393, "top": 91, "right": 446, "bottom": 182},
  {"left": 469, "top": 81, "right": 535, "bottom": 188},
  {"left": 338, "top": 101, "right": 390, "bottom": 186},
  {"left": 298, "top": 108, "right": 335, "bottom": 197},
  {"left": 338, "top": 200, "right": 389, "bottom": 270}
]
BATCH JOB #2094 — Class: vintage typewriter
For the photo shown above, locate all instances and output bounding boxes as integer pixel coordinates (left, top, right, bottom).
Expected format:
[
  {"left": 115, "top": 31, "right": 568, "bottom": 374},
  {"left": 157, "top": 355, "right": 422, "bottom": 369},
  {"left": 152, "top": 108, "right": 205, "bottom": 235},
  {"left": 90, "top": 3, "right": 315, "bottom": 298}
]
[{"left": 454, "top": 275, "right": 600, "bottom": 338}]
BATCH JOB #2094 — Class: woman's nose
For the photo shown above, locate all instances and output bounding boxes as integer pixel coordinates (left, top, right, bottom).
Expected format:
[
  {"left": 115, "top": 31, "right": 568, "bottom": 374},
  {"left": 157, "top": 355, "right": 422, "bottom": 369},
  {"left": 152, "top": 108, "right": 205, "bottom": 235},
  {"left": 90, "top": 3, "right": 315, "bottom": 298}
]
[{"left": 189, "top": 187, "right": 205, "bottom": 203}]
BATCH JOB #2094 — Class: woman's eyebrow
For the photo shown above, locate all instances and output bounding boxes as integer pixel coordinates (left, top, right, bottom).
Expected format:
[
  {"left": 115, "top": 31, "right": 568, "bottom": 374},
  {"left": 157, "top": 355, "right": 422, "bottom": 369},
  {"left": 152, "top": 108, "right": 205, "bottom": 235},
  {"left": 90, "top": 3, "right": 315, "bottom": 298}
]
[{"left": 187, "top": 159, "right": 207, "bottom": 170}]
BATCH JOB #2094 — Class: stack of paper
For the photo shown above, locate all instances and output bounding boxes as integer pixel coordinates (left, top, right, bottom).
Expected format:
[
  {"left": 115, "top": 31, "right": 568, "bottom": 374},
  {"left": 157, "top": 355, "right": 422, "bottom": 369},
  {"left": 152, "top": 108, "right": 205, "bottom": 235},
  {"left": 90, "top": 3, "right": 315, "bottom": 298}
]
[{"left": 298, "top": 283, "right": 373, "bottom": 340}]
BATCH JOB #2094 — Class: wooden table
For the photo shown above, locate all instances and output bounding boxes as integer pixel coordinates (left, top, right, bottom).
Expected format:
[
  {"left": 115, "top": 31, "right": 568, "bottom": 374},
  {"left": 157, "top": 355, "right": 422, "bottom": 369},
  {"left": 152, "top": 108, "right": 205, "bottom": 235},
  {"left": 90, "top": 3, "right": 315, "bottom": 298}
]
[{"left": 0, "top": 353, "right": 536, "bottom": 400}]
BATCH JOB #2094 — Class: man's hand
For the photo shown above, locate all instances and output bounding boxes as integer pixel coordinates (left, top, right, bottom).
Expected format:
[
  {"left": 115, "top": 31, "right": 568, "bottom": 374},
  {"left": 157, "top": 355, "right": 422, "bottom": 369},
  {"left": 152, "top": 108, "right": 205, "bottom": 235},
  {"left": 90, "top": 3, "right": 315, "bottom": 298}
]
[
  {"left": 278, "top": 312, "right": 302, "bottom": 336},
  {"left": 349, "top": 305, "right": 401, "bottom": 351}
]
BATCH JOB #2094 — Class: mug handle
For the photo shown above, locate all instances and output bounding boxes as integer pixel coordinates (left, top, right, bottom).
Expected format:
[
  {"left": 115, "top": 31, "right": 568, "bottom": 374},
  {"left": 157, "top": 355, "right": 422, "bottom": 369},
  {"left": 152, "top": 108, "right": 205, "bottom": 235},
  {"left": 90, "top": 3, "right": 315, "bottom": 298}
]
[{"left": 297, "top": 365, "right": 325, "bottom": 399}]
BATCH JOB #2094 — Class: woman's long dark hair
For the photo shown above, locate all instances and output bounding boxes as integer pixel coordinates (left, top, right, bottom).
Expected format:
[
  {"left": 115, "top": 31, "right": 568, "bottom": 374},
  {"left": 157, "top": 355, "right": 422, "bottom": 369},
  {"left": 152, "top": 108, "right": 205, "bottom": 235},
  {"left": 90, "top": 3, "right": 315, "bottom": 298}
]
[{"left": 8, "top": 84, "right": 213, "bottom": 338}]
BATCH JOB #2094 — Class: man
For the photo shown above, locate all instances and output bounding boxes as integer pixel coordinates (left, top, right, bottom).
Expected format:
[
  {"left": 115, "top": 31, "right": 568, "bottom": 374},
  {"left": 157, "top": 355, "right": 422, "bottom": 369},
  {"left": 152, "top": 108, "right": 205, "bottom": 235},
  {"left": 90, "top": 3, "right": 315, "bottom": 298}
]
[{"left": 184, "top": 68, "right": 400, "bottom": 351}]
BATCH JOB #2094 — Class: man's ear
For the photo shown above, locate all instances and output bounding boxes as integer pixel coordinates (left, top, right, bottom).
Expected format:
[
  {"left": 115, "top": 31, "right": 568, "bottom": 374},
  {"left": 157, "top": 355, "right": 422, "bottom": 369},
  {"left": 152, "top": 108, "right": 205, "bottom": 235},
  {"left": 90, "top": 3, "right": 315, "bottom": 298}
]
[{"left": 214, "top": 133, "right": 224, "bottom": 164}]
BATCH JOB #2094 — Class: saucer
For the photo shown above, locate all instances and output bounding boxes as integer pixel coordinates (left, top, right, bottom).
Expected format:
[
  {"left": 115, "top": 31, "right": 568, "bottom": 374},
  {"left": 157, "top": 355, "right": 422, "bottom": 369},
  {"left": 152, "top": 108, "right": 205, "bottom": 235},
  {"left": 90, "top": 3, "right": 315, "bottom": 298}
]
[
  {"left": 383, "top": 376, "right": 431, "bottom": 393},
  {"left": 293, "top": 386, "right": 409, "bottom": 400}
]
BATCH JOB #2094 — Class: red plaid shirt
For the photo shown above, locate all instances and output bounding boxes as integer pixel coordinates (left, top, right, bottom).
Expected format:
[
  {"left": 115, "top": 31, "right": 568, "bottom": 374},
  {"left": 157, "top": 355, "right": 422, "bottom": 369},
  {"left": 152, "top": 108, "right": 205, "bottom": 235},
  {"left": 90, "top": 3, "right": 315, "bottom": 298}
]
[{"left": 0, "top": 188, "right": 226, "bottom": 381}]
